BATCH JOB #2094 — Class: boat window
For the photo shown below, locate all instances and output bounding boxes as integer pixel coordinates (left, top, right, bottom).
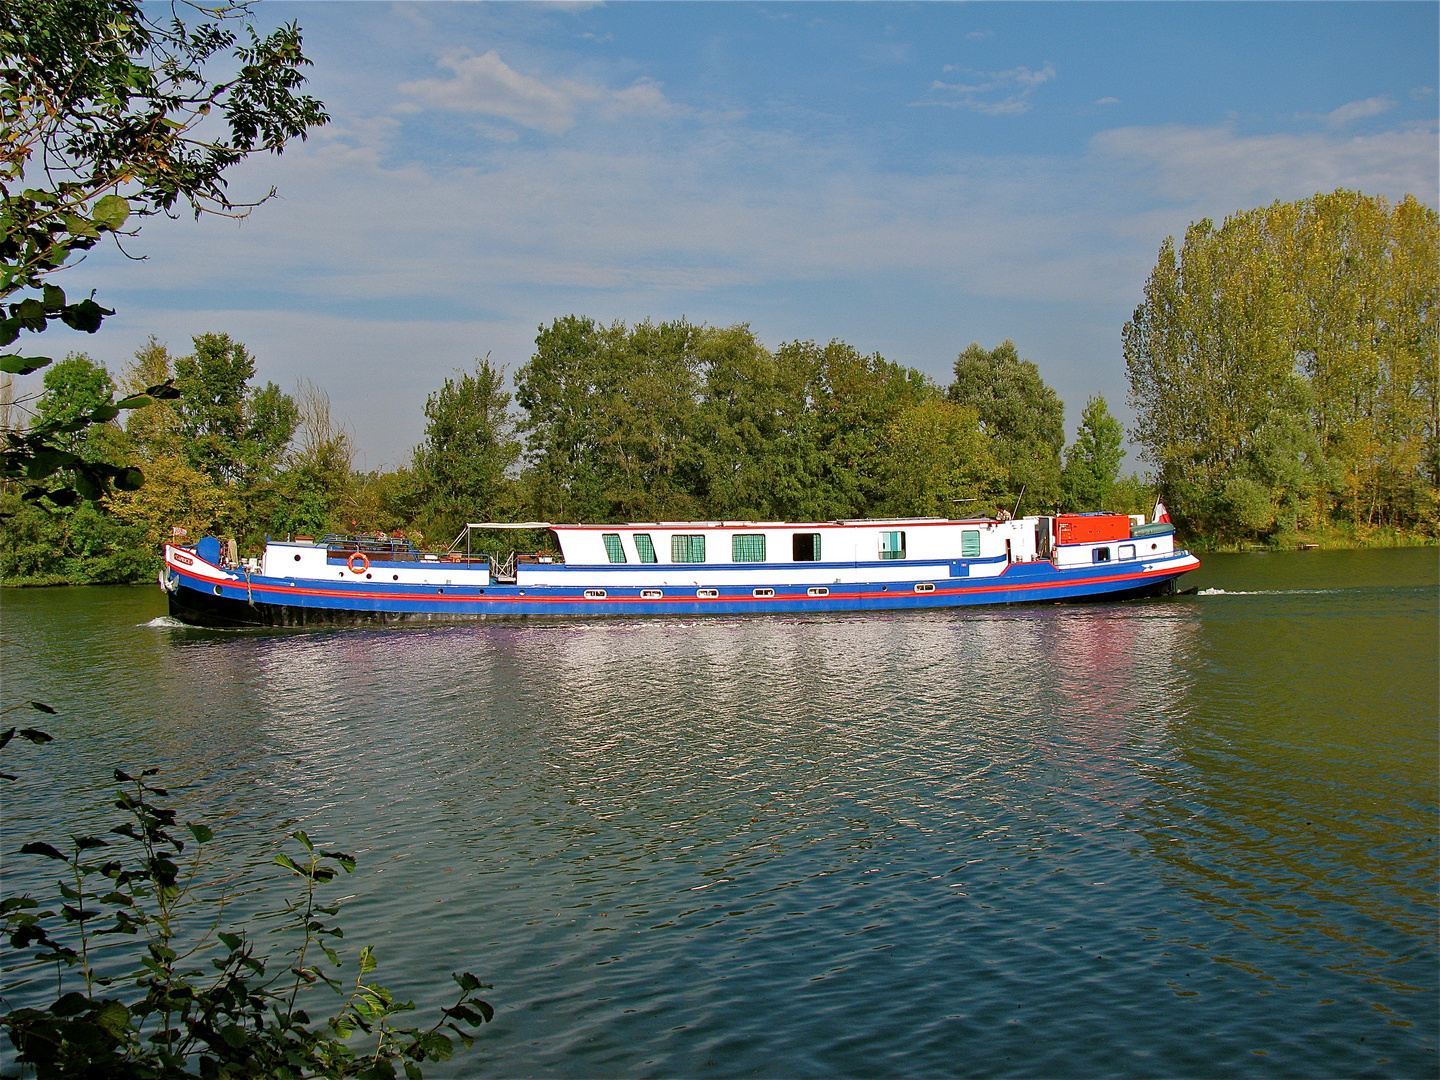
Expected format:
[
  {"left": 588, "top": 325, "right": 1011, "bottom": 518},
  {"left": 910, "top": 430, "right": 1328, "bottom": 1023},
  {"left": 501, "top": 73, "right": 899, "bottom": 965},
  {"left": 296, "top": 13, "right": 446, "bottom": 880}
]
[
  {"left": 640, "top": 588, "right": 663, "bottom": 599},
  {"left": 752, "top": 587, "right": 775, "bottom": 598},
  {"left": 914, "top": 583, "right": 935, "bottom": 593},
  {"left": 672, "top": 534, "right": 706, "bottom": 563},
  {"left": 807, "top": 586, "right": 829, "bottom": 597},
  {"left": 601, "top": 533, "right": 626, "bottom": 564},
  {"left": 961, "top": 530, "right": 981, "bottom": 558},
  {"left": 880, "top": 531, "right": 906, "bottom": 560},
  {"left": 634, "top": 533, "right": 657, "bottom": 563},
  {"left": 1118, "top": 544, "right": 1136, "bottom": 560},
  {"left": 696, "top": 588, "right": 719, "bottom": 598},
  {"left": 732, "top": 534, "right": 766, "bottom": 562},
  {"left": 792, "top": 533, "right": 821, "bottom": 561},
  {"left": 584, "top": 589, "right": 608, "bottom": 599},
  {"left": 1093, "top": 547, "right": 1111, "bottom": 563}
]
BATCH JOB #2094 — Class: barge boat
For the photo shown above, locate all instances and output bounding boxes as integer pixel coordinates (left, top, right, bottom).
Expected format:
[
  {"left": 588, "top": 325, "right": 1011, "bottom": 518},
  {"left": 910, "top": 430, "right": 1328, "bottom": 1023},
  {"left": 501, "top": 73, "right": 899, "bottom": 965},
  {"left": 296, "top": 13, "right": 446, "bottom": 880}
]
[{"left": 160, "top": 509, "right": 1198, "bottom": 627}]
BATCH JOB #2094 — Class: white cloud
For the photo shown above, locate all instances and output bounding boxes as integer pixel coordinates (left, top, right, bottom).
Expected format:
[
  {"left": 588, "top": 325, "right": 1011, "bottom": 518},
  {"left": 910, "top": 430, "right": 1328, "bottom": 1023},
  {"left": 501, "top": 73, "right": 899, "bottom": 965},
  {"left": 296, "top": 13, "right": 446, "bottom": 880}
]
[
  {"left": 1324, "top": 95, "right": 1396, "bottom": 130},
  {"left": 1095, "top": 96, "right": 1120, "bottom": 106},
  {"left": 397, "top": 49, "right": 672, "bottom": 136},
  {"left": 919, "top": 63, "right": 1055, "bottom": 115},
  {"left": 1091, "top": 122, "right": 1436, "bottom": 210},
  {"left": 965, "top": 30, "right": 994, "bottom": 41}
]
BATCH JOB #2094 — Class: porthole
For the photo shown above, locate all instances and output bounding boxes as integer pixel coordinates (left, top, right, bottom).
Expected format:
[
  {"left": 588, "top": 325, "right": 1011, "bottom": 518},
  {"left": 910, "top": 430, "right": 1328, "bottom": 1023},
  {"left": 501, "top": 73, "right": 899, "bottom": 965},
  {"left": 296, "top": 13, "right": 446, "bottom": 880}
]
[
  {"left": 696, "top": 588, "right": 719, "bottom": 599},
  {"left": 584, "top": 589, "right": 608, "bottom": 599},
  {"left": 212, "top": 585, "right": 222, "bottom": 595},
  {"left": 807, "top": 586, "right": 829, "bottom": 597},
  {"left": 393, "top": 574, "right": 399, "bottom": 581},
  {"left": 914, "top": 582, "right": 935, "bottom": 593},
  {"left": 294, "top": 553, "right": 301, "bottom": 561},
  {"left": 753, "top": 587, "right": 775, "bottom": 598},
  {"left": 640, "top": 588, "right": 663, "bottom": 599},
  {"left": 366, "top": 573, "right": 372, "bottom": 580}
]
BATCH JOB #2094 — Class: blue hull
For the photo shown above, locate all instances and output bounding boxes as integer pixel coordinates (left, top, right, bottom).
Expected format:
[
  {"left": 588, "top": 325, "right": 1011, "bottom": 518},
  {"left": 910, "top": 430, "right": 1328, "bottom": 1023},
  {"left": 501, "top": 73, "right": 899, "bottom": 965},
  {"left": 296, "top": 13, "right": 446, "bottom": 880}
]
[{"left": 164, "top": 556, "right": 1198, "bottom": 627}]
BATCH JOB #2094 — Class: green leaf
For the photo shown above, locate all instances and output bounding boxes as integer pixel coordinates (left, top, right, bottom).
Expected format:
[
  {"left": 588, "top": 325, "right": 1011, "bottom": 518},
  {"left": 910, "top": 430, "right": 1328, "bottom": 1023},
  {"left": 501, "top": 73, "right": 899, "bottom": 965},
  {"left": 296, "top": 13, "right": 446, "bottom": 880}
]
[
  {"left": 60, "top": 298, "right": 112, "bottom": 334},
  {"left": 273, "top": 852, "right": 302, "bottom": 873},
  {"left": 73, "top": 471, "right": 103, "bottom": 501},
  {"left": 20, "top": 841, "right": 67, "bottom": 861},
  {"left": 113, "top": 466, "right": 144, "bottom": 491},
  {"left": 27, "top": 449, "right": 79, "bottom": 480},
  {"left": 51, "top": 991, "right": 91, "bottom": 1016},
  {"left": 88, "top": 404, "right": 120, "bottom": 423},
  {"left": 42, "top": 284, "right": 66, "bottom": 311},
  {"left": 144, "top": 380, "right": 182, "bottom": 400},
  {"left": 28, "top": 701, "right": 57, "bottom": 714},
  {"left": 91, "top": 195, "right": 130, "bottom": 231},
  {"left": 218, "top": 931, "right": 243, "bottom": 951},
  {"left": 0, "top": 354, "right": 53, "bottom": 375},
  {"left": 74, "top": 836, "right": 109, "bottom": 850},
  {"left": 292, "top": 830, "right": 313, "bottom": 851},
  {"left": 186, "top": 822, "right": 213, "bottom": 844},
  {"left": 92, "top": 999, "right": 130, "bottom": 1038},
  {"left": 115, "top": 394, "right": 152, "bottom": 409}
]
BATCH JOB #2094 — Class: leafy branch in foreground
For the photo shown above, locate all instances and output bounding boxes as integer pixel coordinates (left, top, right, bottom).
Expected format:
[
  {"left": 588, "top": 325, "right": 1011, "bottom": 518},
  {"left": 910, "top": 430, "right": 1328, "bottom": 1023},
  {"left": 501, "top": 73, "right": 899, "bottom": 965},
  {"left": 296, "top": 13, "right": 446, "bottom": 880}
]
[
  {"left": 2, "top": 726, "right": 491, "bottom": 1078},
  {"left": 1, "top": 0, "right": 328, "bottom": 507}
]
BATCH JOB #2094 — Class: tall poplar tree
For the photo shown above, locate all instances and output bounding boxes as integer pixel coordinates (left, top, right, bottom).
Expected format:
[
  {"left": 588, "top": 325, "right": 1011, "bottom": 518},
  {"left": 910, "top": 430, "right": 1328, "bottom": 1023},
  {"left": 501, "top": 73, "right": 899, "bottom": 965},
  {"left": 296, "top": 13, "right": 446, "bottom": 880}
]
[{"left": 1124, "top": 189, "right": 1438, "bottom": 540}]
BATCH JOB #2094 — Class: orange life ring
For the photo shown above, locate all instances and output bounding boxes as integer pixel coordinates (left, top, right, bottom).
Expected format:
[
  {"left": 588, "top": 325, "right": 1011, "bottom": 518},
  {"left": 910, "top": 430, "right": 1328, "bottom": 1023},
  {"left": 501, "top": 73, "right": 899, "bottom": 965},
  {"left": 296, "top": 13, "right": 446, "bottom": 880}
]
[{"left": 347, "top": 552, "right": 369, "bottom": 574}]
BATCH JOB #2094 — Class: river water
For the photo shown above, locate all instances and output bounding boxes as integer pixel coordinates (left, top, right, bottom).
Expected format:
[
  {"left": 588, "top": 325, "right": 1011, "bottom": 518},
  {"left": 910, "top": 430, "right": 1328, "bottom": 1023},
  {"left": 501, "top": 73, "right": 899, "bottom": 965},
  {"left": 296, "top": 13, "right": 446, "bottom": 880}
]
[{"left": 2, "top": 549, "right": 1436, "bottom": 1078}]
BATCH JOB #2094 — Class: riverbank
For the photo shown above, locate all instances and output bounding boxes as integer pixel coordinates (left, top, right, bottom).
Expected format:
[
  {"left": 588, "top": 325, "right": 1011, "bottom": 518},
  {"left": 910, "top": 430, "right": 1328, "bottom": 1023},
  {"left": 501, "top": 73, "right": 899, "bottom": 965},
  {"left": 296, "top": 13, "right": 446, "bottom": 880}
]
[{"left": 1190, "top": 524, "right": 1438, "bottom": 554}]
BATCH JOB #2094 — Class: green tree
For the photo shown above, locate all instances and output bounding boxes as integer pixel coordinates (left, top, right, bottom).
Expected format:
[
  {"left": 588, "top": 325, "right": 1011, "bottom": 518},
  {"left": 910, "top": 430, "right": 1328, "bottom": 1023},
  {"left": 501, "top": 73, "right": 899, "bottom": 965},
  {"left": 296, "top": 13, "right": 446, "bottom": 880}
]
[
  {"left": 1061, "top": 395, "right": 1125, "bottom": 511},
  {"left": 174, "top": 333, "right": 298, "bottom": 489},
  {"left": 877, "top": 397, "right": 1005, "bottom": 517},
  {"left": 947, "top": 340, "right": 1065, "bottom": 514},
  {"left": 516, "top": 317, "right": 703, "bottom": 522},
  {"left": 414, "top": 358, "right": 520, "bottom": 540},
  {"left": 1124, "top": 189, "right": 1437, "bottom": 542},
  {"left": 0, "top": 0, "right": 326, "bottom": 505},
  {"left": 693, "top": 324, "right": 788, "bottom": 519}
]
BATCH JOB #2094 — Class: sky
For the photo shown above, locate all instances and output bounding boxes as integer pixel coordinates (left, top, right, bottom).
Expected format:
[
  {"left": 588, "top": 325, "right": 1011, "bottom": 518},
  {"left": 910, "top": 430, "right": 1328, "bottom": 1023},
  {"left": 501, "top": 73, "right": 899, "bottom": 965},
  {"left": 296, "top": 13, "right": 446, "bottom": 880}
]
[{"left": 52, "top": 1, "right": 1440, "bottom": 470}]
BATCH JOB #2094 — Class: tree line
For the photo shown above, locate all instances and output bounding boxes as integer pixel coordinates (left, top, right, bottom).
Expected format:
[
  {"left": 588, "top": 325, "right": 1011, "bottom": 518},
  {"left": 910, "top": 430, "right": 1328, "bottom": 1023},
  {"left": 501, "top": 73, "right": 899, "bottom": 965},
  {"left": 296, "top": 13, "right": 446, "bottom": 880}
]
[{"left": 0, "top": 324, "right": 1139, "bottom": 583}]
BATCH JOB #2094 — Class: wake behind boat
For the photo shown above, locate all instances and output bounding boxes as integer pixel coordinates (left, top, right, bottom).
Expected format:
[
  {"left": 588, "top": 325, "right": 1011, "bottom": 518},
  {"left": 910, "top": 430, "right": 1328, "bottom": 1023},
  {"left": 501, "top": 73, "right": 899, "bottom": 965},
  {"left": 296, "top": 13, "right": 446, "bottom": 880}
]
[{"left": 160, "top": 509, "right": 1198, "bottom": 627}]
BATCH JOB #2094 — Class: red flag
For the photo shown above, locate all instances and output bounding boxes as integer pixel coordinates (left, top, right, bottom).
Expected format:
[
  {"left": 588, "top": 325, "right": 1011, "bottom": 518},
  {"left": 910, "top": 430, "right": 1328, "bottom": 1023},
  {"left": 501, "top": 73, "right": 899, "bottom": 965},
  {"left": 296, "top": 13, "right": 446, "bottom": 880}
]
[{"left": 1152, "top": 501, "right": 1171, "bottom": 524}]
